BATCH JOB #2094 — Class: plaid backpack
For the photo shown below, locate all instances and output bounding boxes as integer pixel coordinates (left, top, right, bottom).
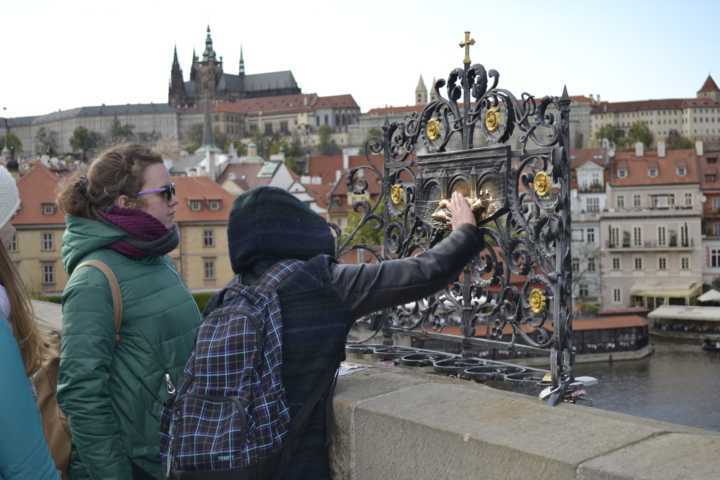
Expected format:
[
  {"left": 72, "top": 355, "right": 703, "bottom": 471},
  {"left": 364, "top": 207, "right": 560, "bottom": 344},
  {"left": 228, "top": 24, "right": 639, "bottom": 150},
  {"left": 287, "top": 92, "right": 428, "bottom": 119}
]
[{"left": 160, "top": 260, "right": 302, "bottom": 478}]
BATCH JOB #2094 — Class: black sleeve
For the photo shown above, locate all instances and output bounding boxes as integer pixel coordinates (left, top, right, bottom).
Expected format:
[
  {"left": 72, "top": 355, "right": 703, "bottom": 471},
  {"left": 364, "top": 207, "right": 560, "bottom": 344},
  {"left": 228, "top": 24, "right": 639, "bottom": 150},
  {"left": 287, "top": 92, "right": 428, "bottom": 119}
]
[{"left": 330, "top": 224, "right": 483, "bottom": 320}]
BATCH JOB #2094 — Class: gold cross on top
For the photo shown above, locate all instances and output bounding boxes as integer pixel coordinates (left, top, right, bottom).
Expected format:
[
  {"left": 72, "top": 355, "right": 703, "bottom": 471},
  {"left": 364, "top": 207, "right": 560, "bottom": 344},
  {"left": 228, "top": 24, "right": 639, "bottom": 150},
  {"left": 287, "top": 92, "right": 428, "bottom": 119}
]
[{"left": 459, "top": 31, "right": 475, "bottom": 65}]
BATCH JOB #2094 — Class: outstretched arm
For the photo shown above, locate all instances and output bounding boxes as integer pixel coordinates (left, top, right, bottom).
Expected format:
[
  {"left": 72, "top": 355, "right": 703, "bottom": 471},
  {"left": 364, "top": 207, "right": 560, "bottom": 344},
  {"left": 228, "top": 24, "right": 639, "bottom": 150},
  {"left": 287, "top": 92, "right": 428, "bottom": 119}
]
[{"left": 332, "top": 192, "right": 483, "bottom": 319}]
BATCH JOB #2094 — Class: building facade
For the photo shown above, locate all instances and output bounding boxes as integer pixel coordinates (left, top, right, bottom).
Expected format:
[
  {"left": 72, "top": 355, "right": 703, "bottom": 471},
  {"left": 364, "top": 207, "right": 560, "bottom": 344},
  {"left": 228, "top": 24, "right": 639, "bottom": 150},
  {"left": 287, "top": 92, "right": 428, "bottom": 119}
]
[
  {"left": 571, "top": 148, "right": 608, "bottom": 308},
  {"left": 599, "top": 144, "right": 703, "bottom": 309},
  {"left": 591, "top": 75, "right": 720, "bottom": 147},
  {"left": 10, "top": 163, "right": 68, "bottom": 295}
]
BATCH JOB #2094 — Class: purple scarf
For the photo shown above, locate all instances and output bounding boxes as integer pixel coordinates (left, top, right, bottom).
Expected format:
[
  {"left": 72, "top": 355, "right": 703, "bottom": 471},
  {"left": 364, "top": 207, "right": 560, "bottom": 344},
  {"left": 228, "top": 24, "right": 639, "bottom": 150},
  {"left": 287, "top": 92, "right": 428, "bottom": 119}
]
[{"left": 97, "top": 206, "right": 179, "bottom": 259}]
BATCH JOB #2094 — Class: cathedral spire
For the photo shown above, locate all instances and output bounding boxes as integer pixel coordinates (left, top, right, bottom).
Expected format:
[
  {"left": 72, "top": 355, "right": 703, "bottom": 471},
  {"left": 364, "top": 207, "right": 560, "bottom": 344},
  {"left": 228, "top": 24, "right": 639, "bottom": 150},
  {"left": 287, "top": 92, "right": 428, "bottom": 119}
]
[
  {"left": 239, "top": 46, "right": 245, "bottom": 75},
  {"left": 203, "top": 25, "right": 216, "bottom": 61}
]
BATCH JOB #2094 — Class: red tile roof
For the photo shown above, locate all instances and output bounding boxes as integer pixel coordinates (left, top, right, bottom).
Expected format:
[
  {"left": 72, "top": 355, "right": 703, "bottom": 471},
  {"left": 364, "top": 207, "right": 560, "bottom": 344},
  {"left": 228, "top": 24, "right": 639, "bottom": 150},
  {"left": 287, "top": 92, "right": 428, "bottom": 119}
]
[
  {"left": 216, "top": 163, "right": 270, "bottom": 191},
  {"left": 172, "top": 176, "right": 235, "bottom": 223},
  {"left": 609, "top": 148, "right": 699, "bottom": 187},
  {"left": 365, "top": 105, "right": 425, "bottom": 116},
  {"left": 569, "top": 95, "right": 594, "bottom": 104},
  {"left": 698, "top": 75, "right": 720, "bottom": 94},
  {"left": 570, "top": 148, "right": 605, "bottom": 169},
  {"left": 592, "top": 96, "right": 720, "bottom": 114},
  {"left": 314, "top": 94, "right": 359, "bottom": 109},
  {"left": 215, "top": 93, "right": 358, "bottom": 116},
  {"left": 13, "top": 163, "right": 65, "bottom": 226}
]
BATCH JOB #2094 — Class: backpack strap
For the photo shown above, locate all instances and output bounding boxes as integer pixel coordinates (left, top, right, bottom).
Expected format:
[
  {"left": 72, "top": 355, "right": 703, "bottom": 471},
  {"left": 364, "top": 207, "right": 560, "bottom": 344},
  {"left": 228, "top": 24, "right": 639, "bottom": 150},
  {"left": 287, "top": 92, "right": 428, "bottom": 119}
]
[
  {"left": 77, "top": 260, "right": 123, "bottom": 343},
  {"left": 255, "top": 259, "right": 304, "bottom": 293}
]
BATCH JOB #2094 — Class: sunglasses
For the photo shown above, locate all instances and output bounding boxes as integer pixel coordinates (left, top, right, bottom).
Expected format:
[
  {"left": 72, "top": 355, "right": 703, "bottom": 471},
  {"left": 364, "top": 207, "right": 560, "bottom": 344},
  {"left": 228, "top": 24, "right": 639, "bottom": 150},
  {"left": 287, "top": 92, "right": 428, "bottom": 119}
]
[{"left": 137, "top": 182, "right": 176, "bottom": 202}]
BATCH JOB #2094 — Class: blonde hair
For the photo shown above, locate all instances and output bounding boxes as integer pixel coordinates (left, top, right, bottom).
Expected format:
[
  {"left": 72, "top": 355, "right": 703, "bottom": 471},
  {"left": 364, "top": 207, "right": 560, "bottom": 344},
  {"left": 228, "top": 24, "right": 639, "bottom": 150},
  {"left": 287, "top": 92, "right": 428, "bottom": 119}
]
[{"left": 0, "top": 240, "right": 48, "bottom": 375}]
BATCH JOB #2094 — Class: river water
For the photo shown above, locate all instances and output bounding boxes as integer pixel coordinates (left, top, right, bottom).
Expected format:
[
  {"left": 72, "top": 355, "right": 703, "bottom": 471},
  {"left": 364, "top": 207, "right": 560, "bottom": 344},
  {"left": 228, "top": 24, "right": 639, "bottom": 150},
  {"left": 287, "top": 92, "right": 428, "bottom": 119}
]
[{"left": 574, "top": 347, "right": 720, "bottom": 432}]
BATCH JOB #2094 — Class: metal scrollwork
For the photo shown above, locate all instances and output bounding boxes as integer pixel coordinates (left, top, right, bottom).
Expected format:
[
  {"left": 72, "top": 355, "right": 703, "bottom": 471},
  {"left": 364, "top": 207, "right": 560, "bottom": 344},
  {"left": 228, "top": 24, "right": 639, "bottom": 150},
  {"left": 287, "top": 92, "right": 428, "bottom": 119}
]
[{"left": 337, "top": 33, "right": 573, "bottom": 401}]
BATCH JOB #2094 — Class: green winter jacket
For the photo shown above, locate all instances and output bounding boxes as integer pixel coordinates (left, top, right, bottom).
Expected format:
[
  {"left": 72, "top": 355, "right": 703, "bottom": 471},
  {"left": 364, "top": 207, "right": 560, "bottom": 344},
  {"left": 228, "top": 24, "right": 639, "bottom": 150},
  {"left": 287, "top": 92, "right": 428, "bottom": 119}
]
[{"left": 57, "top": 215, "right": 203, "bottom": 479}]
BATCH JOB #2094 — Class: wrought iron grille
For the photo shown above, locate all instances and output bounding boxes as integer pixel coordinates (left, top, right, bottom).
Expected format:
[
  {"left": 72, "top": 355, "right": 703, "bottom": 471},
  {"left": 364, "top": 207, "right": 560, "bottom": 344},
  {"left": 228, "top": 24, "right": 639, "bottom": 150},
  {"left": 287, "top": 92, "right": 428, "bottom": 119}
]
[{"left": 335, "top": 32, "right": 573, "bottom": 399}]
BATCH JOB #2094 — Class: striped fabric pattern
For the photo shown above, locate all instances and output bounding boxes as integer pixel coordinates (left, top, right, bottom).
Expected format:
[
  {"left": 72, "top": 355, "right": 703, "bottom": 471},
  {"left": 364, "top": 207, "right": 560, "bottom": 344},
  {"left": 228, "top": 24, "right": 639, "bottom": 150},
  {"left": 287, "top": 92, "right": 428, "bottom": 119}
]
[{"left": 160, "top": 260, "right": 302, "bottom": 474}]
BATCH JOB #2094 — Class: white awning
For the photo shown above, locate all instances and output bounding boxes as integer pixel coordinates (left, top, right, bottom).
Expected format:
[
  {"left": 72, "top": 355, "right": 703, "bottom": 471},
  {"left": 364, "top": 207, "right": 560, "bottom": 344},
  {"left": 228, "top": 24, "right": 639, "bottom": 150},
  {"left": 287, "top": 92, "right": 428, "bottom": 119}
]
[
  {"left": 630, "top": 279, "right": 702, "bottom": 298},
  {"left": 698, "top": 289, "right": 720, "bottom": 303},
  {"left": 649, "top": 305, "right": 720, "bottom": 323}
]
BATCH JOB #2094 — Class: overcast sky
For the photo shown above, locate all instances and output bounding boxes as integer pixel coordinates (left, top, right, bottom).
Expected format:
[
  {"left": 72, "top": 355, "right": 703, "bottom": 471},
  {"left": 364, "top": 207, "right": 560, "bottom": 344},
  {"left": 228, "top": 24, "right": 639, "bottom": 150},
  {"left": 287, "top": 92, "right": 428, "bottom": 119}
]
[{"left": 2, "top": 0, "right": 718, "bottom": 118}]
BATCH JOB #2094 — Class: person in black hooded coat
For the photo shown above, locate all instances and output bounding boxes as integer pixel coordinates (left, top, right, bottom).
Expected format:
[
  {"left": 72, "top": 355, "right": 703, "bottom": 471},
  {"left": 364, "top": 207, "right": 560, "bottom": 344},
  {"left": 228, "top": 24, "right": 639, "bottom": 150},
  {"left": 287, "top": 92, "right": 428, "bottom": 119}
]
[{"left": 211, "top": 186, "right": 484, "bottom": 480}]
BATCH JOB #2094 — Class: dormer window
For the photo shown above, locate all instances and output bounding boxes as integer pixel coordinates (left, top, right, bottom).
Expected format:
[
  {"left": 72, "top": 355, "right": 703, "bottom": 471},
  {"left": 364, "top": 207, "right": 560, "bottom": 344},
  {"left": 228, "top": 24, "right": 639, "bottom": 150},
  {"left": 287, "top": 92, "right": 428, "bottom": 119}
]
[
  {"left": 676, "top": 166, "right": 687, "bottom": 176},
  {"left": 648, "top": 167, "right": 658, "bottom": 177},
  {"left": 41, "top": 203, "right": 57, "bottom": 216},
  {"left": 189, "top": 200, "right": 203, "bottom": 211},
  {"left": 617, "top": 168, "right": 628, "bottom": 178},
  {"left": 208, "top": 199, "right": 222, "bottom": 211}
]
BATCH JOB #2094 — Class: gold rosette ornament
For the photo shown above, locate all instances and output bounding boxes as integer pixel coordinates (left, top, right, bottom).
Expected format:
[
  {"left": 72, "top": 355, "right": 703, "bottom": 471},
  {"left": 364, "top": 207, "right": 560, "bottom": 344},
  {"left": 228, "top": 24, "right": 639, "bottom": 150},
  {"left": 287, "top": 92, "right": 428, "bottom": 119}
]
[
  {"left": 426, "top": 118, "right": 441, "bottom": 141},
  {"left": 390, "top": 184, "right": 405, "bottom": 207},
  {"left": 484, "top": 106, "right": 500, "bottom": 133},
  {"left": 533, "top": 171, "right": 551, "bottom": 198},
  {"left": 528, "top": 288, "right": 547, "bottom": 314}
]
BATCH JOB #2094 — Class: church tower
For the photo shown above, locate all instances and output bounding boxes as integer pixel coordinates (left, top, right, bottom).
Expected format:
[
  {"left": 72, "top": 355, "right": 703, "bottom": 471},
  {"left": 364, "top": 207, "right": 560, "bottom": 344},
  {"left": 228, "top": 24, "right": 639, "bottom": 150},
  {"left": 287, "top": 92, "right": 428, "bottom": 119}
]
[
  {"left": 238, "top": 46, "right": 246, "bottom": 96},
  {"left": 168, "top": 46, "right": 187, "bottom": 107},
  {"left": 698, "top": 74, "right": 720, "bottom": 103},
  {"left": 429, "top": 77, "right": 439, "bottom": 102},
  {"left": 190, "top": 49, "right": 199, "bottom": 82},
  {"left": 198, "top": 26, "right": 223, "bottom": 102},
  {"left": 415, "top": 75, "right": 428, "bottom": 105}
]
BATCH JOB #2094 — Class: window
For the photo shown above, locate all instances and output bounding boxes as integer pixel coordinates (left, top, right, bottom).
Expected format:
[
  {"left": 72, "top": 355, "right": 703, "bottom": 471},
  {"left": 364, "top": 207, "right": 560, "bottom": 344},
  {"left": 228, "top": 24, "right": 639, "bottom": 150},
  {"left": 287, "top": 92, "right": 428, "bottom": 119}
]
[
  {"left": 579, "top": 284, "right": 589, "bottom": 298},
  {"left": 677, "top": 166, "right": 687, "bottom": 176},
  {"left": 634, "top": 257, "right": 643, "bottom": 270},
  {"left": 708, "top": 157, "right": 718, "bottom": 164},
  {"left": 41, "top": 232, "right": 54, "bottom": 252},
  {"left": 613, "top": 288, "right": 621, "bottom": 303},
  {"left": 588, "top": 257, "right": 596, "bottom": 272},
  {"left": 203, "top": 259, "right": 216, "bottom": 280},
  {"left": 208, "top": 200, "right": 221, "bottom": 211},
  {"left": 324, "top": 114, "right": 329, "bottom": 125},
  {"left": 609, "top": 227, "right": 620, "bottom": 247},
  {"left": 648, "top": 167, "right": 658, "bottom": 177},
  {"left": 711, "top": 250, "right": 720, "bottom": 268},
  {"left": 8, "top": 233, "right": 17, "bottom": 252},
  {"left": 681, "top": 257, "right": 690, "bottom": 270},
  {"left": 264, "top": 123, "right": 273, "bottom": 135},
  {"left": 42, "top": 263, "right": 55, "bottom": 285},
  {"left": 586, "top": 197, "right": 599, "bottom": 212},
  {"left": 612, "top": 257, "right": 621, "bottom": 271},
  {"left": 586, "top": 228, "right": 595, "bottom": 243},
  {"left": 203, "top": 229, "right": 215, "bottom": 248},
  {"left": 633, "top": 194, "right": 641, "bottom": 208},
  {"left": 189, "top": 200, "right": 202, "bottom": 211},
  {"left": 680, "top": 223, "right": 689, "bottom": 247},
  {"left": 684, "top": 193, "right": 692, "bottom": 207},
  {"left": 617, "top": 168, "right": 627, "bottom": 178},
  {"left": 658, "top": 226, "right": 666, "bottom": 246},
  {"left": 659, "top": 257, "right": 667, "bottom": 270},
  {"left": 617, "top": 195, "right": 625, "bottom": 209},
  {"left": 633, "top": 227, "right": 642, "bottom": 246},
  {"left": 572, "top": 229, "right": 584, "bottom": 242},
  {"left": 705, "top": 174, "right": 717, "bottom": 183},
  {"left": 572, "top": 257, "right": 580, "bottom": 273},
  {"left": 41, "top": 203, "right": 57, "bottom": 216}
]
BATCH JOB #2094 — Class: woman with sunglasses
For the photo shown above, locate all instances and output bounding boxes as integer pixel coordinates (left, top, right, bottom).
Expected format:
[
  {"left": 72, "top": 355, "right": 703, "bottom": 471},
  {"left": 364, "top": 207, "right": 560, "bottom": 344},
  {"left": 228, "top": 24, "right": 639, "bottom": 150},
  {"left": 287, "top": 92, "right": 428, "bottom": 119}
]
[{"left": 56, "top": 144, "right": 203, "bottom": 479}]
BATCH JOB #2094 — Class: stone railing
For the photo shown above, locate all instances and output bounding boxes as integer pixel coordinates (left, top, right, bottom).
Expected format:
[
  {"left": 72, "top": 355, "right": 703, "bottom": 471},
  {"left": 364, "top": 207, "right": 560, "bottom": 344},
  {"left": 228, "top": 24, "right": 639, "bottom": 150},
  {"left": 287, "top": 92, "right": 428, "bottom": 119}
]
[
  {"left": 330, "top": 363, "right": 719, "bottom": 480},
  {"left": 34, "top": 302, "right": 719, "bottom": 479}
]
